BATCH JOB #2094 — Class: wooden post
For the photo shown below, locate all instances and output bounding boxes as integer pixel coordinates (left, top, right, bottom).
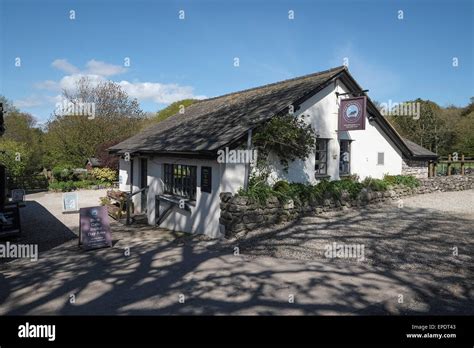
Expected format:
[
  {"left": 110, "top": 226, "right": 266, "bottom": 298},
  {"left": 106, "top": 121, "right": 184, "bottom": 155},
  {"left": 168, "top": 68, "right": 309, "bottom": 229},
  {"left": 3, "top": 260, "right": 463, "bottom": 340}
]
[
  {"left": 461, "top": 154, "right": 465, "bottom": 176},
  {"left": 428, "top": 162, "right": 433, "bottom": 178},
  {"left": 447, "top": 155, "right": 452, "bottom": 176},
  {"left": 433, "top": 162, "right": 437, "bottom": 177}
]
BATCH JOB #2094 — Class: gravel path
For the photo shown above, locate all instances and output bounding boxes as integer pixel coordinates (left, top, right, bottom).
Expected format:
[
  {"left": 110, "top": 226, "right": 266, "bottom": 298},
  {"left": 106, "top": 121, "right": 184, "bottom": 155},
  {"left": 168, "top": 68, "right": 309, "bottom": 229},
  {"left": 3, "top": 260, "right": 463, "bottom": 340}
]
[
  {"left": 402, "top": 189, "right": 474, "bottom": 215},
  {"left": 233, "top": 190, "right": 474, "bottom": 314},
  {"left": 6, "top": 189, "right": 108, "bottom": 254},
  {"left": 0, "top": 189, "right": 472, "bottom": 315},
  {"left": 238, "top": 190, "right": 474, "bottom": 264}
]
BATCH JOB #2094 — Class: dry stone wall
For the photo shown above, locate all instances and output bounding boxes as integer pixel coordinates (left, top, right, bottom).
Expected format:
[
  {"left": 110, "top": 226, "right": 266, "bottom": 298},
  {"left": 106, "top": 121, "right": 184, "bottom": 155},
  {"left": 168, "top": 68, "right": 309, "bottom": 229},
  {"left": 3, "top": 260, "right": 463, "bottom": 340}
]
[{"left": 219, "top": 175, "right": 474, "bottom": 237}]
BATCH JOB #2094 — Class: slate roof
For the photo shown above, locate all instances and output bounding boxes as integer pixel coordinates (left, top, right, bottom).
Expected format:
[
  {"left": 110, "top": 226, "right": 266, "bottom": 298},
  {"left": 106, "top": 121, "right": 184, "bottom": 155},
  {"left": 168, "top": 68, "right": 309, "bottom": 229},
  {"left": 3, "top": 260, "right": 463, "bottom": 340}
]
[
  {"left": 109, "top": 66, "right": 346, "bottom": 155},
  {"left": 109, "top": 65, "right": 438, "bottom": 160},
  {"left": 86, "top": 157, "right": 102, "bottom": 167},
  {"left": 402, "top": 138, "right": 438, "bottom": 158}
]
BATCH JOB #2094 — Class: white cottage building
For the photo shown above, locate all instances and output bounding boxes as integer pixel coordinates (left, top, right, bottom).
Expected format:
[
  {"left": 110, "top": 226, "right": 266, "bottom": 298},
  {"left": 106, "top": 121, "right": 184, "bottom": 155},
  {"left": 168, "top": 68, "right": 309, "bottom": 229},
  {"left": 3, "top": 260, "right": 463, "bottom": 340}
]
[{"left": 109, "top": 66, "right": 437, "bottom": 237}]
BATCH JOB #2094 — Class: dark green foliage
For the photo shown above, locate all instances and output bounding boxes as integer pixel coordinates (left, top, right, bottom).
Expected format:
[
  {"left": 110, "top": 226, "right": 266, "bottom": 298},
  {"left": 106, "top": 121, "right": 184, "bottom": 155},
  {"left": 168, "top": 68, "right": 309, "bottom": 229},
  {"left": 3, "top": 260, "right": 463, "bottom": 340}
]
[
  {"left": 154, "top": 99, "right": 198, "bottom": 123},
  {"left": 48, "top": 179, "right": 111, "bottom": 192},
  {"left": 237, "top": 182, "right": 275, "bottom": 205},
  {"left": 332, "top": 178, "right": 364, "bottom": 199},
  {"left": 383, "top": 174, "right": 420, "bottom": 188},
  {"left": 238, "top": 174, "right": 420, "bottom": 206},
  {"left": 385, "top": 97, "right": 474, "bottom": 156},
  {"left": 272, "top": 180, "right": 290, "bottom": 192},
  {"left": 253, "top": 114, "right": 316, "bottom": 171},
  {"left": 361, "top": 177, "right": 389, "bottom": 191}
]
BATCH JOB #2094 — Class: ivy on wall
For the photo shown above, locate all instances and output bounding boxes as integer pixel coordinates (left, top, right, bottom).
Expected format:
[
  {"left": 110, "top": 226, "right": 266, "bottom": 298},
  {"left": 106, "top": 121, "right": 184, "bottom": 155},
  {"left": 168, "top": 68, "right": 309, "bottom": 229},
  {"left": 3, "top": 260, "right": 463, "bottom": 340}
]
[{"left": 252, "top": 113, "right": 316, "bottom": 172}]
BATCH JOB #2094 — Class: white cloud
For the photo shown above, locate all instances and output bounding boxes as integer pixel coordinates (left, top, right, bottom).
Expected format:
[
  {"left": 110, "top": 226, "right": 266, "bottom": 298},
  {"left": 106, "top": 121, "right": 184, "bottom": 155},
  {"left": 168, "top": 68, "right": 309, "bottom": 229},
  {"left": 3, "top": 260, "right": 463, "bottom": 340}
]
[
  {"left": 28, "top": 59, "right": 205, "bottom": 117},
  {"left": 50, "top": 59, "right": 126, "bottom": 77},
  {"left": 51, "top": 59, "right": 80, "bottom": 74},
  {"left": 118, "top": 80, "right": 206, "bottom": 104},
  {"left": 59, "top": 74, "right": 106, "bottom": 91},
  {"left": 34, "top": 80, "right": 60, "bottom": 91},
  {"left": 14, "top": 95, "right": 47, "bottom": 108},
  {"left": 85, "top": 59, "right": 127, "bottom": 77}
]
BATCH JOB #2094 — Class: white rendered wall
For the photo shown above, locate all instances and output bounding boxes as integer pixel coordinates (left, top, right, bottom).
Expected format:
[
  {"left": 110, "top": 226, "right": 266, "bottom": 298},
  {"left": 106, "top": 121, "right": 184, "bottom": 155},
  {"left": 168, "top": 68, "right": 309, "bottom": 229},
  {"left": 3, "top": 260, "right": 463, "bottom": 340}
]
[
  {"left": 140, "top": 157, "right": 245, "bottom": 237},
  {"left": 267, "top": 81, "right": 403, "bottom": 183},
  {"left": 118, "top": 158, "right": 130, "bottom": 192},
  {"left": 119, "top": 157, "right": 146, "bottom": 213}
]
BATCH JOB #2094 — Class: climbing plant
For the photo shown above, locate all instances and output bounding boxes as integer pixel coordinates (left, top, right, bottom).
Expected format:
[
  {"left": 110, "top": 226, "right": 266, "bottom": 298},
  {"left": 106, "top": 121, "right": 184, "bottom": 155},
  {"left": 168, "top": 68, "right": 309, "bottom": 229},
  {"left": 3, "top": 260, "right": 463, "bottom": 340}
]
[{"left": 252, "top": 113, "right": 316, "bottom": 173}]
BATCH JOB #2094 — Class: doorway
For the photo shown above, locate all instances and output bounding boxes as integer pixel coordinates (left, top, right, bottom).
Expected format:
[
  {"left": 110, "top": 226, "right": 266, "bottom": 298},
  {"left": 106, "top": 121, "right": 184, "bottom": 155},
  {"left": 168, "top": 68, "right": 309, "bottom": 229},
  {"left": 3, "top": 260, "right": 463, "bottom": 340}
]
[{"left": 140, "top": 158, "right": 147, "bottom": 212}]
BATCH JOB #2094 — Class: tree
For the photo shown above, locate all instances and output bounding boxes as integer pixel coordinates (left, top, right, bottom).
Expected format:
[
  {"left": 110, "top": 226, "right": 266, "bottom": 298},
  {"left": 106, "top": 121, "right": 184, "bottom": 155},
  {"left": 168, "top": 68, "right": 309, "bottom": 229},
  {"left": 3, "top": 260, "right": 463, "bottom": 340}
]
[
  {"left": 0, "top": 95, "right": 19, "bottom": 114},
  {"left": 0, "top": 139, "right": 32, "bottom": 176},
  {"left": 44, "top": 78, "right": 145, "bottom": 167},
  {"left": 386, "top": 98, "right": 473, "bottom": 156},
  {"left": 387, "top": 99, "right": 443, "bottom": 153},
  {"left": 4, "top": 112, "right": 45, "bottom": 170},
  {"left": 154, "top": 99, "right": 197, "bottom": 123},
  {"left": 95, "top": 138, "right": 127, "bottom": 170}
]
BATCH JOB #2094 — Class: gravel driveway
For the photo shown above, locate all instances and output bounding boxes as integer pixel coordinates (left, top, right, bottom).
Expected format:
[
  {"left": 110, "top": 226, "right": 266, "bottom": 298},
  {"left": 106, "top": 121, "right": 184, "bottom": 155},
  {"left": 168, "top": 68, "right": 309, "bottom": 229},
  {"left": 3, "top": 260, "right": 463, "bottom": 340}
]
[
  {"left": 0, "top": 190, "right": 108, "bottom": 257},
  {"left": 0, "top": 190, "right": 472, "bottom": 315}
]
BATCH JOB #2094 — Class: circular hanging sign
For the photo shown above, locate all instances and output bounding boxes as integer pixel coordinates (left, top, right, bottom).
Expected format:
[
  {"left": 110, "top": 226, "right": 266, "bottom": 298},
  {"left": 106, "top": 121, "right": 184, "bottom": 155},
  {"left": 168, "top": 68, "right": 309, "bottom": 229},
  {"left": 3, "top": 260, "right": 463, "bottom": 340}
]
[
  {"left": 338, "top": 96, "right": 366, "bottom": 131},
  {"left": 342, "top": 100, "right": 363, "bottom": 123}
]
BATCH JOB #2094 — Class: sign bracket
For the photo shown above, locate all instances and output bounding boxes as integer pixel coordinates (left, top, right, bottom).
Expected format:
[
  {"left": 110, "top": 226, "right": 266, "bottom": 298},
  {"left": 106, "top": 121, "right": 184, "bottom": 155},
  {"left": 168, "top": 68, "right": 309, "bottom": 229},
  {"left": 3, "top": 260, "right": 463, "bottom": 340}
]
[{"left": 335, "top": 90, "right": 369, "bottom": 98}]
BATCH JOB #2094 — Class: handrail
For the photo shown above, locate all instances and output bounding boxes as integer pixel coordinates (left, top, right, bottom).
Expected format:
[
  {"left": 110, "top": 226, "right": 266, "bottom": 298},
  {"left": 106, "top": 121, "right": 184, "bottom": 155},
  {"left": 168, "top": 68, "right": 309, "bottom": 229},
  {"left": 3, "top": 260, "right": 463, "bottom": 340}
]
[
  {"left": 126, "top": 186, "right": 148, "bottom": 198},
  {"left": 126, "top": 186, "right": 149, "bottom": 225}
]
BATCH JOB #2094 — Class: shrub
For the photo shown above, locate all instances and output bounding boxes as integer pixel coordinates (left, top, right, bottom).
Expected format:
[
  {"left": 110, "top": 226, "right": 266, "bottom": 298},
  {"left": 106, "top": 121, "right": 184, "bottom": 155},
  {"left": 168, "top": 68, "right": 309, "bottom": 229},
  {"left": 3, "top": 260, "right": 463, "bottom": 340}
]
[
  {"left": 332, "top": 178, "right": 364, "bottom": 199},
  {"left": 74, "top": 180, "right": 95, "bottom": 189},
  {"left": 238, "top": 174, "right": 421, "bottom": 207},
  {"left": 273, "top": 180, "right": 290, "bottom": 193},
  {"left": 49, "top": 179, "right": 101, "bottom": 192},
  {"left": 51, "top": 165, "right": 78, "bottom": 182},
  {"left": 238, "top": 182, "right": 275, "bottom": 205},
  {"left": 100, "top": 196, "right": 111, "bottom": 206},
  {"left": 91, "top": 167, "right": 117, "bottom": 183},
  {"left": 48, "top": 180, "right": 77, "bottom": 192},
  {"left": 383, "top": 174, "right": 420, "bottom": 188},
  {"left": 288, "top": 182, "right": 321, "bottom": 204},
  {"left": 362, "top": 177, "right": 388, "bottom": 191},
  {"left": 314, "top": 179, "right": 340, "bottom": 200}
]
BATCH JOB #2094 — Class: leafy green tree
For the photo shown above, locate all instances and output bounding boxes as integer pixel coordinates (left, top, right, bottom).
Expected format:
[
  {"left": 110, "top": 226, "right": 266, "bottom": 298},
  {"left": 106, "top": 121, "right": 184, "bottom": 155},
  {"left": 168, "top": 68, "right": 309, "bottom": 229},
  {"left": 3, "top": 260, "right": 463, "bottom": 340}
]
[
  {"left": 0, "top": 139, "right": 32, "bottom": 176},
  {"left": 0, "top": 95, "right": 19, "bottom": 114},
  {"left": 3, "top": 111, "right": 44, "bottom": 172},
  {"left": 43, "top": 78, "right": 145, "bottom": 167},
  {"left": 154, "top": 99, "right": 197, "bottom": 123},
  {"left": 387, "top": 98, "right": 474, "bottom": 156}
]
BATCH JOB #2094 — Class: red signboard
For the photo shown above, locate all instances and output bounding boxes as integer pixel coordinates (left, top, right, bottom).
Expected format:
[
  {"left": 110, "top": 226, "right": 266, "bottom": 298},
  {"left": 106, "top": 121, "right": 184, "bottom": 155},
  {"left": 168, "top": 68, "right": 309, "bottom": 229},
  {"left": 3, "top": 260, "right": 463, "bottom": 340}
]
[{"left": 338, "top": 96, "right": 367, "bottom": 131}]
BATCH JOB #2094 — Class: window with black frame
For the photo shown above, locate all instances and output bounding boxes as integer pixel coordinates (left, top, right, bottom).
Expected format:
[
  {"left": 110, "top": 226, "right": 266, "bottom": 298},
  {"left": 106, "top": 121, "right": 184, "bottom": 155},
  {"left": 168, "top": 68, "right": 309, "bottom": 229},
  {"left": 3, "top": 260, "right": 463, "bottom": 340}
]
[
  {"left": 315, "top": 138, "right": 329, "bottom": 176},
  {"left": 163, "top": 164, "right": 197, "bottom": 200},
  {"left": 339, "top": 140, "right": 351, "bottom": 175}
]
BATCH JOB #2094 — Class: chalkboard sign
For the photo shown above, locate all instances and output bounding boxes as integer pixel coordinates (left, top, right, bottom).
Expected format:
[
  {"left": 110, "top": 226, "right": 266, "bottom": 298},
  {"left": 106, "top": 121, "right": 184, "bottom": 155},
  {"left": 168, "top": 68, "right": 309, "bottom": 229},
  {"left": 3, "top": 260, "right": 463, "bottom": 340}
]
[
  {"left": 63, "top": 192, "right": 79, "bottom": 213},
  {"left": 201, "top": 166, "right": 212, "bottom": 193},
  {"left": 79, "top": 206, "right": 112, "bottom": 250}
]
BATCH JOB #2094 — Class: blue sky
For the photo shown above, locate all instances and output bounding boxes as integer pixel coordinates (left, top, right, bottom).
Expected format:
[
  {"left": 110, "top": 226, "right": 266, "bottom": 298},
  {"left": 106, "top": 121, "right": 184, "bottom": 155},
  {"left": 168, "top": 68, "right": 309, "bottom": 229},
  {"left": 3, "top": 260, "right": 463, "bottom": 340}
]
[{"left": 1, "top": 0, "right": 473, "bottom": 124}]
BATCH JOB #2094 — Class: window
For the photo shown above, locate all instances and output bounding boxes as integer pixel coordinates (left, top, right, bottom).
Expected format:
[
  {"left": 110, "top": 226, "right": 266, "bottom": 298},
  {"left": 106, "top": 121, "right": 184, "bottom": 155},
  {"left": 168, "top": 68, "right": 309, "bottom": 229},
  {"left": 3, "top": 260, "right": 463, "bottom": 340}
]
[
  {"left": 377, "top": 152, "right": 385, "bottom": 165},
  {"left": 163, "top": 164, "right": 197, "bottom": 200},
  {"left": 200, "top": 166, "right": 212, "bottom": 193},
  {"left": 339, "top": 140, "right": 351, "bottom": 175},
  {"left": 315, "top": 138, "right": 329, "bottom": 175}
]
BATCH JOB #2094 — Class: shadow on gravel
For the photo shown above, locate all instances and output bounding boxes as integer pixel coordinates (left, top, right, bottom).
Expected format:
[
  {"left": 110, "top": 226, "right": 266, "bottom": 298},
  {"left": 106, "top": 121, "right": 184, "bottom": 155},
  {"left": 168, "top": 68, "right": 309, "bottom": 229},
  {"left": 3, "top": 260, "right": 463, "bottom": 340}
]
[
  {"left": 0, "top": 201, "right": 77, "bottom": 262},
  {"left": 238, "top": 204, "right": 474, "bottom": 315},
  {"left": 0, "top": 204, "right": 472, "bottom": 315}
]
